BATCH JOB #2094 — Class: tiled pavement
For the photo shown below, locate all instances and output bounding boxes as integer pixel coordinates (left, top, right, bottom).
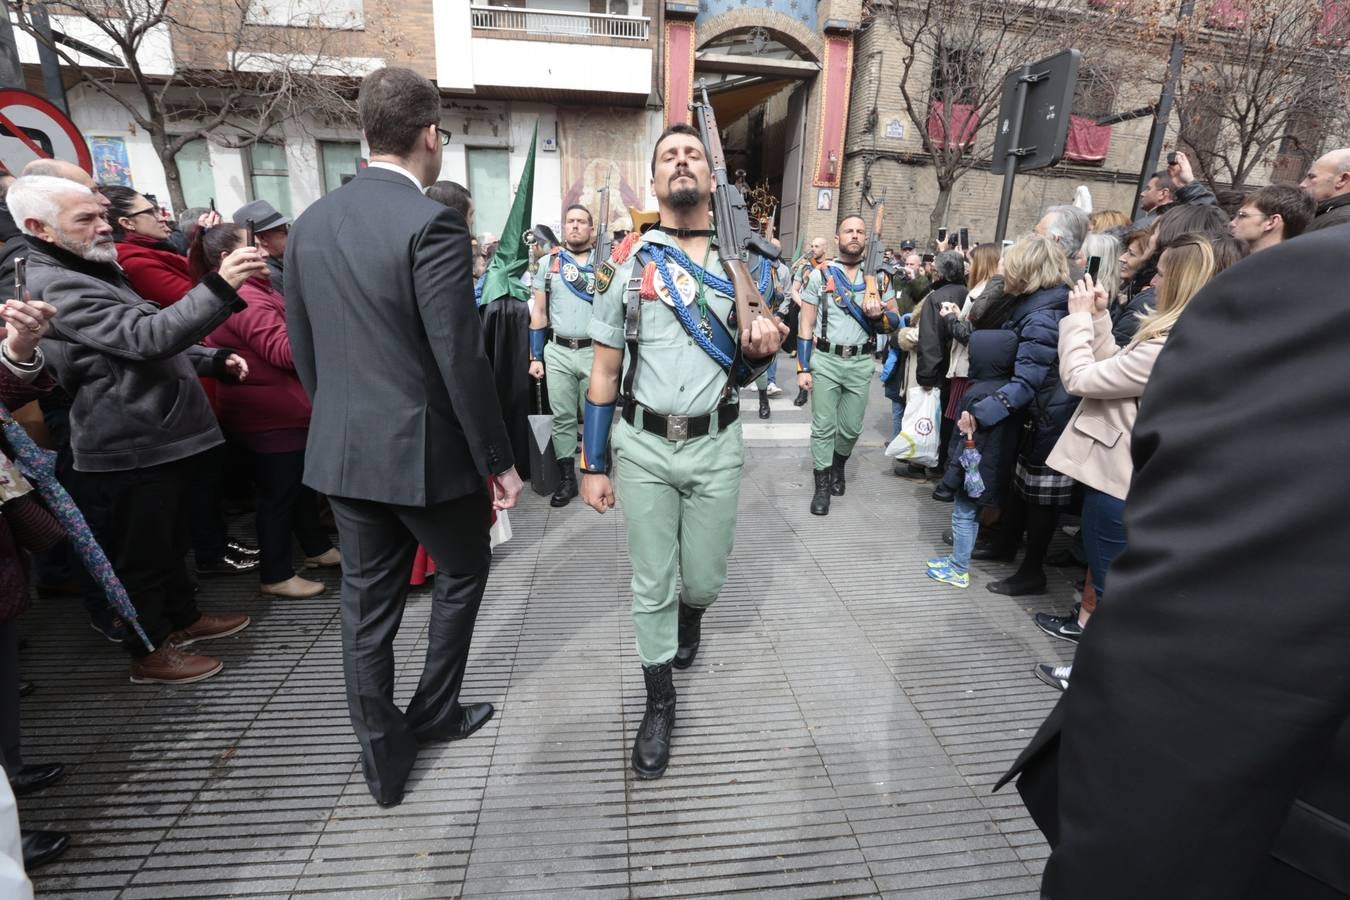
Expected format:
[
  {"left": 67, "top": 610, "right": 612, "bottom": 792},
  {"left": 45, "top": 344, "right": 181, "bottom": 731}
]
[{"left": 15, "top": 370, "right": 1081, "bottom": 899}]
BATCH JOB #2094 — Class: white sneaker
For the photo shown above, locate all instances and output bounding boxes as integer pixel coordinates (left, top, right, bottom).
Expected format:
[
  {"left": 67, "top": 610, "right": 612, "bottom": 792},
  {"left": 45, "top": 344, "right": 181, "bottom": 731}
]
[{"left": 765, "top": 382, "right": 783, "bottom": 397}]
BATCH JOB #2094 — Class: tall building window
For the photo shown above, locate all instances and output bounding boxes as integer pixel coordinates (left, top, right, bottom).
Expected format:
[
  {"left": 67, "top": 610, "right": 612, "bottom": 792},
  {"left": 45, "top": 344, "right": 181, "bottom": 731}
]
[
  {"left": 175, "top": 139, "right": 215, "bottom": 211},
  {"left": 247, "top": 141, "right": 292, "bottom": 217},
  {"left": 466, "top": 147, "right": 510, "bottom": 237},
  {"left": 319, "top": 140, "right": 362, "bottom": 195}
]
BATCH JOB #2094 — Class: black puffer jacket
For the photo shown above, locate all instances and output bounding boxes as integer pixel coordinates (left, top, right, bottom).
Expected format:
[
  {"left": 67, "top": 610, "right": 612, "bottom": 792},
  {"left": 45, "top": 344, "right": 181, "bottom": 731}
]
[
  {"left": 970, "top": 284, "right": 1077, "bottom": 465},
  {"left": 941, "top": 329, "right": 1020, "bottom": 505},
  {"left": 916, "top": 281, "right": 964, "bottom": 387}
]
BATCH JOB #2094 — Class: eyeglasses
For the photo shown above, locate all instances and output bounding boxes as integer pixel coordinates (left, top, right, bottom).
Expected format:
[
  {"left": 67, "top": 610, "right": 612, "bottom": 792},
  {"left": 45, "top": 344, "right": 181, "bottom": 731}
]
[
  {"left": 433, "top": 125, "right": 452, "bottom": 146},
  {"left": 124, "top": 207, "right": 160, "bottom": 219}
]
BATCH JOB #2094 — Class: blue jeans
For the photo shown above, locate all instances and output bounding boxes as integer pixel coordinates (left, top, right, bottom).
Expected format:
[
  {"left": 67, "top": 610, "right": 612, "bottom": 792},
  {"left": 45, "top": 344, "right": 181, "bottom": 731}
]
[
  {"left": 891, "top": 400, "right": 904, "bottom": 441},
  {"left": 766, "top": 354, "right": 778, "bottom": 385},
  {"left": 1081, "top": 487, "right": 1127, "bottom": 602},
  {"left": 950, "top": 493, "right": 980, "bottom": 573}
]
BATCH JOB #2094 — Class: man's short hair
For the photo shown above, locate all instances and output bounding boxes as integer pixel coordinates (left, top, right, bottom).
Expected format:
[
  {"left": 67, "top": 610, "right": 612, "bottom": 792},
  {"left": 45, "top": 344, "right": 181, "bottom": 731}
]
[
  {"left": 358, "top": 67, "right": 441, "bottom": 157},
  {"left": 426, "top": 180, "right": 472, "bottom": 219},
  {"left": 179, "top": 206, "right": 210, "bottom": 229},
  {"left": 837, "top": 214, "right": 866, "bottom": 233},
  {"left": 933, "top": 250, "right": 966, "bottom": 283},
  {"left": 650, "top": 123, "right": 705, "bottom": 175},
  {"left": 1040, "top": 204, "right": 1089, "bottom": 256},
  {"left": 1244, "top": 184, "right": 1315, "bottom": 239},
  {"left": 7, "top": 175, "right": 93, "bottom": 236},
  {"left": 1150, "top": 170, "right": 1177, "bottom": 194},
  {"left": 563, "top": 203, "right": 593, "bottom": 225}
]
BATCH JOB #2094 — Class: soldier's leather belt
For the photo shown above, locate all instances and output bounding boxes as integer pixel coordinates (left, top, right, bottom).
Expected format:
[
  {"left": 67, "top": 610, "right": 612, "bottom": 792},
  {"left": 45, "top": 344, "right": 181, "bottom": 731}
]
[
  {"left": 815, "top": 337, "right": 876, "bottom": 358},
  {"left": 623, "top": 401, "right": 739, "bottom": 442},
  {"left": 551, "top": 336, "right": 593, "bottom": 350}
]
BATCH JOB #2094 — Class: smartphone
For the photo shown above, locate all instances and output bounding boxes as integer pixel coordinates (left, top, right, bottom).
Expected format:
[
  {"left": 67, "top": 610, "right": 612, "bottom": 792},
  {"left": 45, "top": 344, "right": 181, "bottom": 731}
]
[
  {"left": 959, "top": 227, "right": 970, "bottom": 250},
  {"left": 209, "top": 197, "right": 216, "bottom": 214},
  {"left": 1087, "top": 255, "right": 1103, "bottom": 281},
  {"left": 937, "top": 227, "right": 948, "bottom": 243},
  {"left": 1002, "top": 239, "right": 1015, "bottom": 248},
  {"left": 246, "top": 218, "right": 256, "bottom": 246},
  {"left": 1167, "top": 150, "right": 1178, "bottom": 165},
  {"left": 13, "top": 257, "right": 25, "bottom": 302}
]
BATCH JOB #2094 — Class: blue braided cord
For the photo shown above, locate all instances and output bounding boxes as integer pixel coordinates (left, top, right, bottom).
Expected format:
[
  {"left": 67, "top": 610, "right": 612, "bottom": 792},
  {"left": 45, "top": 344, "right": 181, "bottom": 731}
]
[
  {"left": 825, "top": 265, "right": 866, "bottom": 301},
  {"left": 556, "top": 249, "right": 595, "bottom": 303},
  {"left": 645, "top": 247, "right": 734, "bottom": 370},
  {"left": 655, "top": 243, "right": 773, "bottom": 298},
  {"left": 825, "top": 264, "right": 877, "bottom": 335}
]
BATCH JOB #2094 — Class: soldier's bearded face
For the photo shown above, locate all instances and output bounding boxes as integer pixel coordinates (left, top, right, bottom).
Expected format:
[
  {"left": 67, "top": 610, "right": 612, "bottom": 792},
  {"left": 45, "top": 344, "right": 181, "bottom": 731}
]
[{"left": 654, "top": 134, "right": 711, "bottom": 210}]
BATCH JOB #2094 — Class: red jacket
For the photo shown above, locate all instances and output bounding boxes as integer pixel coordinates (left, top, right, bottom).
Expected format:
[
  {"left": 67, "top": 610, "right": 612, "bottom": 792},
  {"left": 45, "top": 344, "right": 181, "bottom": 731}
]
[
  {"left": 205, "top": 275, "right": 311, "bottom": 434},
  {"left": 115, "top": 232, "right": 194, "bottom": 307}
]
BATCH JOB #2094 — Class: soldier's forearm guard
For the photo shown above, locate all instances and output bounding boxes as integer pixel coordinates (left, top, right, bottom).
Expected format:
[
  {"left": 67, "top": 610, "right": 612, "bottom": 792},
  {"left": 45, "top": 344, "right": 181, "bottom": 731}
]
[
  {"left": 529, "top": 328, "right": 547, "bottom": 362},
  {"left": 797, "top": 337, "right": 814, "bottom": 372},
  {"left": 580, "top": 399, "right": 616, "bottom": 474}
]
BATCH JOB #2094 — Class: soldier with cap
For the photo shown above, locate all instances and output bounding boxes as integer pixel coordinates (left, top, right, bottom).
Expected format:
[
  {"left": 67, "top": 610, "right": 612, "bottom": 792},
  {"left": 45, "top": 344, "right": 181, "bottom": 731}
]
[
  {"left": 233, "top": 200, "right": 290, "bottom": 294},
  {"left": 579, "top": 123, "right": 786, "bottom": 780},
  {"left": 528, "top": 206, "right": 598, "bottom": 506},
  {"left": 796, "top": 215, "right": 900, "bottom": 516}
]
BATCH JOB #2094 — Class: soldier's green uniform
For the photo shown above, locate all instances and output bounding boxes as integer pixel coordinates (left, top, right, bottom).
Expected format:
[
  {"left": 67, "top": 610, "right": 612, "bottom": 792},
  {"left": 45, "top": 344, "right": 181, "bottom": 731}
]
[
  {"left": 587, "top": 229, "right": 745, "bottom": 669},
  {"left": 534, "top": 247, "right": 596, "bottom": 461},
  {"left": 801, "top": 261, "right": 881, "bottom": 471}
]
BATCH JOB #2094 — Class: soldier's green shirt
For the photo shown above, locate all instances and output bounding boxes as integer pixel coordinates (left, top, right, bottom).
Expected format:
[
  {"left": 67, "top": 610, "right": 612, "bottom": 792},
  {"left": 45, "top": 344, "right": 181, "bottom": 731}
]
[
  {"left": 588, "top": 229, "right": 744, "bottom": 417},
  {"left": 534, "top": 247, "right": 596, "bottom": 340},
  {"left": 801, "top": 259, "right": 892, "bottom": 347}
]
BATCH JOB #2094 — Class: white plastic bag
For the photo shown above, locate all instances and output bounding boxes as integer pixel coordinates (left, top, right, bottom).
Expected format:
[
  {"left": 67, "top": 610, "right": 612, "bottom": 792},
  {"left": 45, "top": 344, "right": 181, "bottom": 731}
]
[
  {"left": 885, "top": 386, "right": 941, "bottom": 468},
  {"left": 490, "top": 508, "right": 512, "bottom": 549}
]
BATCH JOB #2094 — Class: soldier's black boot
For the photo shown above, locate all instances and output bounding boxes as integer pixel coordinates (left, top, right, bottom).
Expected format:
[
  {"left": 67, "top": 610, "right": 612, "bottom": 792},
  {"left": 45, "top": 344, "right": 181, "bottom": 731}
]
[
  {"left": 673, "top": 603, "right": 706, "bottom": 670},
  {"left": 551, "top": 458, "right": 578, "bottom": 507},
  {"left": 758, "top": 389, "right": 770, "bottom": 419},
  {"left": 632, "top": 663, "right": 676, "bottom": 779},
  {"left": 810, "top": 468, "right": 832, "bottom": 516},
  {"left": 830, "top": 452, "right": 849, "bottom": 496},
  {"left": 794, "top": 387, "right": 809, "bottom": 407}
]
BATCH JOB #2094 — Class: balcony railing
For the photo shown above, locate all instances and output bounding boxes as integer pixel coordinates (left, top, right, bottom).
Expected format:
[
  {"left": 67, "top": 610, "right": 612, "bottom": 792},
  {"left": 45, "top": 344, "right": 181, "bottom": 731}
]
[{"left": 469, "top": 5, "right": 650, "bottom": 41}]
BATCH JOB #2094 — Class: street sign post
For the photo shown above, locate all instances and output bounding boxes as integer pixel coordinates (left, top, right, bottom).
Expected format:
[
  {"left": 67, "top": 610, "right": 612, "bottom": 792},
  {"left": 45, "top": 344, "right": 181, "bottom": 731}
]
[
  {"left": 991, "top": 49, "right": 1080, "bottom": 243},
  {"left": 0, "top": 88, "right": 94, "bottom": 174}
]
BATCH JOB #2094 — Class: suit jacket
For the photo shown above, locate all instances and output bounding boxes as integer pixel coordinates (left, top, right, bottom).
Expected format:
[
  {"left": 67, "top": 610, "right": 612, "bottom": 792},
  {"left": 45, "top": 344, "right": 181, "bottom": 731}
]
[
  {"left": 1000, "top": 222, "right": 1350, "bottom": 899},
  {"left": 285, "top": 166, "right": 513, "bottom": 506}
]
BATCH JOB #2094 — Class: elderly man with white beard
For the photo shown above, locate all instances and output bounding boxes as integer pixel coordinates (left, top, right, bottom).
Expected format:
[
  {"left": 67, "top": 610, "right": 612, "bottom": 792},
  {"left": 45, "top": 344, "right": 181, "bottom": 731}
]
[{"left": 6, "top": 175, "right": 268, "bottom": 686}]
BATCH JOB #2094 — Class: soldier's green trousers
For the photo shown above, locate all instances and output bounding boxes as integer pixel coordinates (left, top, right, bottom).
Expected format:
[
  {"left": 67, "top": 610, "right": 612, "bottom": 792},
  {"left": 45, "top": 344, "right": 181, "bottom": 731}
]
[
  {"left": 612, "top": 416, "right": 743, "bottom": 666},
  {"left": 809, "top": 350, "right": 873, "bottom": 470},
  {"left": 543, "top": 342, "right": 593, "bottom": 459}
]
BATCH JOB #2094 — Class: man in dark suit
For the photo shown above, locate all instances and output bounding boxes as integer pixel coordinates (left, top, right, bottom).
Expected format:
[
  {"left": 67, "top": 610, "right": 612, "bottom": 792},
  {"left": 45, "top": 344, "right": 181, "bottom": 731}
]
[
  {"left": 285, "top": 67, "right": 523, "bottom": 807},
  {"left": 999, "top": 223, "right": 1350, "bottom": 898}
]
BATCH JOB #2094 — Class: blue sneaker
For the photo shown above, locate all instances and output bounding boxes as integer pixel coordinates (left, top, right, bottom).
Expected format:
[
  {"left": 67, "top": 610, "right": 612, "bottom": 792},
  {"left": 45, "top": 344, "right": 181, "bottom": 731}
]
[
  {"left": 927, "top": 561, "right": 970, "bottom": 588},
  {"left": 926, "top": 556, "right": 951, "bottom": 570}
]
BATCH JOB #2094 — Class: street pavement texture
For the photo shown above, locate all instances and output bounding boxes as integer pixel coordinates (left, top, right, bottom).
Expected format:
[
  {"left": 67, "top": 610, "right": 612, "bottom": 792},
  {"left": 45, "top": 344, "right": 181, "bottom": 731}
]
[{"left": 19, "top": 364, "right": 1080, "bottom": 899}]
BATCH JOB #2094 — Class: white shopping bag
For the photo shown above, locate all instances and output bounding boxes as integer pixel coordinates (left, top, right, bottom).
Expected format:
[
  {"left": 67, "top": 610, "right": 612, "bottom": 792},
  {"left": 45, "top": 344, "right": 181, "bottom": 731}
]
[
  {"left": 885, "top": 386, "right": 941, "bottom": 468},
  {"left": 489, "top": 508, "right": 512, "bottom": 549}
]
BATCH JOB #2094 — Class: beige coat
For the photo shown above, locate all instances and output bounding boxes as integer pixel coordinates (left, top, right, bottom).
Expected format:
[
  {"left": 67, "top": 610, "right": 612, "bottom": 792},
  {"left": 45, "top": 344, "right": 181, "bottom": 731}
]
[{"left": 1046, "top": 311, "right": 1166, "bottom": 500}]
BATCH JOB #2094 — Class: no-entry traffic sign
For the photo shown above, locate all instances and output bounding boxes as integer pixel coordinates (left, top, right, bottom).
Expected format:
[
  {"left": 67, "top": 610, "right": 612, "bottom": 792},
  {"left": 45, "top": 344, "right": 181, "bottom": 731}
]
[{"left": 0, "top": 89, "right": 93, "bottom": 174}]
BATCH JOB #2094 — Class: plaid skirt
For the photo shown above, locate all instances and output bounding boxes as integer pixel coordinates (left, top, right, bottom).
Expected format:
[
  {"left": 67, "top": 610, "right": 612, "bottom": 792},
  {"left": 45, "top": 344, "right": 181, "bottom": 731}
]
[{"left": 1014, "top": 458, "right": 1075, "bottom": 507}]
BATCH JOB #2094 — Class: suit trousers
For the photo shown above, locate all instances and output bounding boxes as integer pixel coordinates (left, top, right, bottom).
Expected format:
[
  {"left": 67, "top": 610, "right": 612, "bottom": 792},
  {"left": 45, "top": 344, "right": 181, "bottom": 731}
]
[
  {"left": 611, "top": 418, "right": 743, "bottom": 666},
  {"left": 542, "top": 342, "right": 591, "bottom": 460},
  {"left": 328, "top": 490, "right": 492, "bottom": 805},
  {"left": 809, "top": 352, "right": 872, "bottom": 469},
  {"left": 253, "top": 450, "right": 332, "bottom": 584},
  {"left": 0, "top": 621, "right": 20, "bottom": 773},
  {"left": 69, "top": 455, "right": 203, "bottom": 655}
]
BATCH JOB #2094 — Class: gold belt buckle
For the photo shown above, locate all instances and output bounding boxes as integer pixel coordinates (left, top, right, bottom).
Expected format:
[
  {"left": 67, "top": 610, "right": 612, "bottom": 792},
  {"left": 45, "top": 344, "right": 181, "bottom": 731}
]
[{"left": 665, "top": 415, "right": 690, "bottom": 441}]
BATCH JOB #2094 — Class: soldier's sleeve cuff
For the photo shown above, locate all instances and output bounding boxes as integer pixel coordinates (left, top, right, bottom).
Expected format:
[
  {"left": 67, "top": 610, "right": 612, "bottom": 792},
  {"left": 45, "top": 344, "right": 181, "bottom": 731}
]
[{"left": 588, "top": 318, "right": 624, "bottom": 350}]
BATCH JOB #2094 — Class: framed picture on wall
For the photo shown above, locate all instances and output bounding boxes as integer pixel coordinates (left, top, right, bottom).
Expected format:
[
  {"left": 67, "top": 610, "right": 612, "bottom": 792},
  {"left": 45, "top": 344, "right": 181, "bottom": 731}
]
[{"left": 816, "top": 188, "right": 833, "bottom": 211}]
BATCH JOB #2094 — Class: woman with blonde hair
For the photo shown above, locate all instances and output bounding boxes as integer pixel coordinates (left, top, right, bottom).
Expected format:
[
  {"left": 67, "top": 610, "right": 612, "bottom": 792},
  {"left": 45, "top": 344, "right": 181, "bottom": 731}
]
[
  {"left": 1088, "top": 209, "right": 1130, "bottom": 233},
  {"left": 1031, "top": 234, "right": 1216, "bottom": 686},
  {"left": 945, "top": 235, "right": 1076, "bottom": 595}
]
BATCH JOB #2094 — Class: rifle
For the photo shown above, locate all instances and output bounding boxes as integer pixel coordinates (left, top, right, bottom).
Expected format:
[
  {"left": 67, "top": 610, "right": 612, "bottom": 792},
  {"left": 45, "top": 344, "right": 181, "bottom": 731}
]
[
  {"left": 862, "top": 193, "right": 886, "bottom": 309},
  {"left": 690, "top": 82, "right": 779, "bottom": 332},
  {"left": 594, "top": 183, "right": 612, "bottom": 268}
]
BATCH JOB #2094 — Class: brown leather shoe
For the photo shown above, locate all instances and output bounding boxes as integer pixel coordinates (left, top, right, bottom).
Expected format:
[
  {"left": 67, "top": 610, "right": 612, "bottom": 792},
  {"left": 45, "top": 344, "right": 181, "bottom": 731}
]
[
  {"left": 168, "top": 612, "right": 250, "bottom": 649},
  {"left": 303, "top": 548, "right": 341, "bottom": 569},
  {"left": 129, "top": 645, "right": 223, "bottom": 685},
  {"left": 260, "top": 575, "right": 325, "bottom": 599}
]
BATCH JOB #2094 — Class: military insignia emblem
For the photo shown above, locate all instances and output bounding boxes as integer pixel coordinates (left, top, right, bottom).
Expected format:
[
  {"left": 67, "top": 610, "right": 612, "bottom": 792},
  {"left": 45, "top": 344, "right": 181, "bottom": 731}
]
[
  {"left": 596, "top": 261, "right": 615, "bottom": 293},
  {"left": 562, "top": 262, "right": 580, "bottom": 282},
  {"left": 653, "top": 261, "right": 698, "bottom": 309}
]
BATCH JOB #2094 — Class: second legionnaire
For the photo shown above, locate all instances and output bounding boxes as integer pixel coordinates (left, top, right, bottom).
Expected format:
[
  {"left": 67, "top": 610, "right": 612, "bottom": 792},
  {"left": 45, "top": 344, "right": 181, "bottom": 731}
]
[
  {"left": 579, "top": 122, "right": 786, "bottom": 779},
  {"left": 797, "top": 215, "right": 899, "bottom": 516},
  {"left": 529, "top": 205, "right": 598, "bottom": 506}
]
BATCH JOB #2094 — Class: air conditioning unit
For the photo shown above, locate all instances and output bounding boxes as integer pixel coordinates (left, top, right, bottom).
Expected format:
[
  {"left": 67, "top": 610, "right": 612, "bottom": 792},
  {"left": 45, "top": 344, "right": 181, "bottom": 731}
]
[{"left": 607, "top": 0, "right": 632, "bottom": 15}]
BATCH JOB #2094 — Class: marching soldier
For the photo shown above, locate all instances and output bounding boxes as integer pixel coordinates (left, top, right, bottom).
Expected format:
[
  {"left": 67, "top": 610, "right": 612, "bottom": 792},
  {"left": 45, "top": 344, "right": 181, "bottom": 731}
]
[
  {"left": 796, "top": 216, "right": 899, "bottom": 516},
  {"left": 579, "top": 123, "right": 786, "bottom": 779},
  {"left": 529, "top": 205, "right": 598, "bottom": 506},
  {"left": 789, "top": 237, "right": 827, "bottom": 406}
]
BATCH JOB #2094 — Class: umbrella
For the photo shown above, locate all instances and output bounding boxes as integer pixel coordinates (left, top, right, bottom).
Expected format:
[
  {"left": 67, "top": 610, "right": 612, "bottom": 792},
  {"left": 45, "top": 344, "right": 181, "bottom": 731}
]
[
  {"left": 960, "top": 434, "right": 985, "bottom": 499},
  {"left": 0, "top": 399, "right": 154, "bottom": 651}
]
